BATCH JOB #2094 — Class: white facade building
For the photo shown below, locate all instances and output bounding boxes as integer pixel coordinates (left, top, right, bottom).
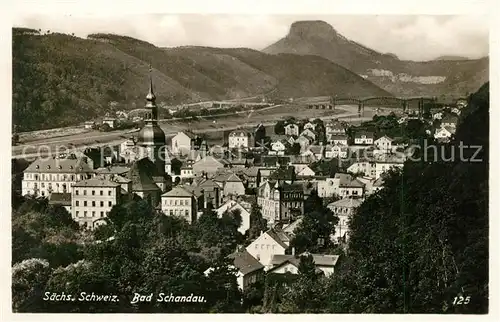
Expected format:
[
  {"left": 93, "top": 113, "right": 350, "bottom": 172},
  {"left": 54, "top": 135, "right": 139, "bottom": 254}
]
[
  {"left": 71, "top": 178, "right": 121, "bottom": 230},
  {"left": 22, "top": 158, "right": 94, "bottom": 198}
]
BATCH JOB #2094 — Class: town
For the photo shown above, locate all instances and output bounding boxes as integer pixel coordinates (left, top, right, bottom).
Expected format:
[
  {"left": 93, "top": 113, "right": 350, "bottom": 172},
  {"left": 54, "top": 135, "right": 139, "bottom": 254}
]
[{"left": 15, "top": 73, "right": 467, "bottom": 295}]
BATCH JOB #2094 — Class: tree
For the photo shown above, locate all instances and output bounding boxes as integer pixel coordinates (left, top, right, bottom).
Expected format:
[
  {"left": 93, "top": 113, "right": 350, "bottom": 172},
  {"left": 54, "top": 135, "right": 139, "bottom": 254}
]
[
  {"left": 99, "top": 123, "right": 111, "bottom": 132},
  {"left": 12, "top": 258, "right": 51, "bottom": 312},
  {"left": 291, "top": 191, "right": 338, "bottom": 253},
  {"left": 324, "top": 83, "right": 489, "bottom": 313},
  {"left": 170, "top": 158, "right": 182, "bottom": 175},
  {"left": 274, "top": 120, "right": 285, "bottom": 135},
  {"left": 286, "top": 143, "right": 301, "bottom": 155},
  {"left": 248, "top": 204, "right": 267, "bottom": 241}
]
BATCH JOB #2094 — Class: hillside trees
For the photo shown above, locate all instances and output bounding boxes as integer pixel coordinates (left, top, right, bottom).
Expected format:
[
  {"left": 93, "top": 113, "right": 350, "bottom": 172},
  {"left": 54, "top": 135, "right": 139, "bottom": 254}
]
[{"left": 325, "top": 83, "right": 489, "bottom": 313}]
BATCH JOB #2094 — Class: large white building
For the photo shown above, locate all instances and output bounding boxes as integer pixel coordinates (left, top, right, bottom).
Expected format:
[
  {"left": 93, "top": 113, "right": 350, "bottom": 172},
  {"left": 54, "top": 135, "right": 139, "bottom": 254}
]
[
  {"left": 71, "top": 178, "right": 121, "bottom": 229},
  {"left": 21, "top": 157, "right": 94, "bottom": 197},
  {"left": 161, "top": 186, "right": 197, "bottom": 224},
  {"left": 171, "top": 131, "right": 195, "bottom": 156},
  {"left": 228, "top": 130, "right": 253, "bottom": 149}
]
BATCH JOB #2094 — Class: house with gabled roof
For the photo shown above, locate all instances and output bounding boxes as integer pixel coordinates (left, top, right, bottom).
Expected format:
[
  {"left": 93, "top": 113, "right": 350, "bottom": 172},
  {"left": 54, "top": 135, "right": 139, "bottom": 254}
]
[
  {"left": 326, "top": 119, "right": 346, "bottom": 139},
  {"left": 300, "top": 128, "right": 317, "bottom": 142},
  {"left": 192, "top": 155, "right": 225, "bottom": 177},
  {"left": 213, "top": 172, "right": 245, "bottom": 197},
  {"left": 171, "top": 131, "right": 197, "bottom": 156},
  {"left": 268, "top": 253, "right": 340, "bottom": 277},
  {"left": 205, "top": 250, "right": 264, "bottom": 291},
  {"left": 284, "top": 123, "right": 299, "bottom": 136},
  {"left": 296, "top": 135, "right": 313, "bottom": 152},
  {"left": 302, "top": 145, "right": 324, "bottom": 161},
  {"left": 216, "top": 199, "right": 251, "bottom": 234},
  {"left": 303, "top": 121, "right": 316, "bottom": 131},
  {"left": 434, "top": 126, "right": 455, "bottom": 142},
  {"left": 328, "top": 134, "right": 349, "bottom": 146},
  {"left": 325, "top": 143, "right": 348, "bottom": 159},
  {"left": 354, "top": 131, "right": 375, "bottom": 145},
  {"left": 374, "top": 135, "right": 394, "bottom": 152},
  {"left": 246, "top": 228, "right": 290, "bottom": 269}
]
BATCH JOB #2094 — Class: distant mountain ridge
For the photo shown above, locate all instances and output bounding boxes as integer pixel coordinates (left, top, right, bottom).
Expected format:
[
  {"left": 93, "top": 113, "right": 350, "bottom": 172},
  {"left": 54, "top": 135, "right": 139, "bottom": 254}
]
[
  {"left": 263, "top": 20, "right": 489, "bottom": 99},
  {"left": 12, "top": 28, "right": 390, "bottom": 131}
]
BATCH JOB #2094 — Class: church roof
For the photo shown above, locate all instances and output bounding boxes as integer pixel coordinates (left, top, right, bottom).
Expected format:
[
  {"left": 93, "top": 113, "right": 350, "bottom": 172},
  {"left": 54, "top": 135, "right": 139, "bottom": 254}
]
[{"left": 127, "top": 158, "right": 161, "bottom": 192}]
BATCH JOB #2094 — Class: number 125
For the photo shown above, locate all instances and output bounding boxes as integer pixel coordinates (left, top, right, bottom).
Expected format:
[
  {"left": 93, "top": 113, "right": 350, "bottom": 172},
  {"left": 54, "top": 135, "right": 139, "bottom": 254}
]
[{"left": 453, "top": 296, "right": 470, "bottom": 305}]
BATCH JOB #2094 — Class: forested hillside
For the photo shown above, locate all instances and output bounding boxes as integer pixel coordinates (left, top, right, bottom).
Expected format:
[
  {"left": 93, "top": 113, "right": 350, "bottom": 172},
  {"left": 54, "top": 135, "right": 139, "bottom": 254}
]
[
  {"left": 327, "top": 82, "right": 489, "bottom": 313},
  {"left": 12, "top": 28, "right": 389, "bottom": 131}
]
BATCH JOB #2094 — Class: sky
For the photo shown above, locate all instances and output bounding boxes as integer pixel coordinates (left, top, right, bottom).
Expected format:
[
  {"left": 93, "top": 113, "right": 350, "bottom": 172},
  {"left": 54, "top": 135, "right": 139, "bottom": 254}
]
[{"left": 13, "top": 14, "right": 489, "bottom": 61}]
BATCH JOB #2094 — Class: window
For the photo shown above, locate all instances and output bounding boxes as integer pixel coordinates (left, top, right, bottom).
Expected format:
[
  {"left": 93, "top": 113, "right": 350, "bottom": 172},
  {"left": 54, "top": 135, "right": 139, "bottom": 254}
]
[
  {"left": 108, "top": 201, "right": 112, "bottom": 207},
  {"left": 100, "top": 190, "right": 103, "bottom": 196},
  {"left": 100, "top": 211, "right": 104, "bottom": 217},
  {"left": 175, "top": 200, "right": 178, "bottom": 206},
  {"left": 92, "top": 190, "right": 95, "bottom": 196},
  {"left": 100, "top": 201, "right": 104, "bottom": 207},
  {"left": 108, "top": 190, "right": 112, "bottom": 196},
  {"left": 76, "top": 211, "right": 79, "bottom": 217},
  {"left": 170, "top": 210, "right": 173, "bottom": 216},
  {"left": 76, "top": 189, "right": 79, "bottom": 195},
  {"left": 92, "top": 211, "right": 95, "bottom": 217},
  {"left": 83, "top": 190, "right": 87, "bottom": 195},
  {"left": 76, "top": 201, "right": 79, "bottom": 206},
  {"left": 255, "top": 244, "right": 258, "bottom": 249},
  {"left": 92, "top": 201, "right": 96, "bottom": 207},
  {"left": 185, "top": 210, "right": 189, "bottom": 217},
  {"left": 84, "top": 211, "right": 87, "bottom": 217},
  {"left": 83, "top": 201, "right": 87, "bottom": 207}
]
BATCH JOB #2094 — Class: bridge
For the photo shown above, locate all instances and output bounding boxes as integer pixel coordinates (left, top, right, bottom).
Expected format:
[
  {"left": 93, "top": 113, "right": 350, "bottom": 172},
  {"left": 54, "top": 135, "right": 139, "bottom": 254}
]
[{"left": 300, "top": 95, "right": 466, "bottom": 117}]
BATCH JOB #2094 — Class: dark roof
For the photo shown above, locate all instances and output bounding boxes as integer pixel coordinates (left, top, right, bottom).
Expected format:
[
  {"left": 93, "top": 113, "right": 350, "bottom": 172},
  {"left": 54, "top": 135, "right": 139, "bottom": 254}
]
[
  {"left": 242, "top": 167, "right": 259, "bottom": 177},
  {"left": 266, "top": 228, "right": 289, "bottom": 249},
  {"left": 24, "top": 158, "right": 93, "bottom": 174},
  {"left": 96, "top": 166, "right": 130, "bottom": 175},
  {"left": 354, "top": 131, "right": 375, "bottom": 139},
  {"left": 228, "top": 251, "right": 264, "bottom": 275},
  {"left": 73, "top": 178, "right": 120, "bottom": 187},
  {"left": 49, "top": 192, "right": 71, "bottom": 206},
  {"left": 329, "top": 134, "right": 348, "bottom": 140},
  {"left": 162, "top": 186, "right": 193, "bottom": 197},
  {"left": 270, "top": 253, "right": 339, "bottom": 267},
  {"left": 441, "top": 114, "right": 459, "bottom": 123},
  {"left": 127, "top": 158, "right": 161, "bottom": 192}
]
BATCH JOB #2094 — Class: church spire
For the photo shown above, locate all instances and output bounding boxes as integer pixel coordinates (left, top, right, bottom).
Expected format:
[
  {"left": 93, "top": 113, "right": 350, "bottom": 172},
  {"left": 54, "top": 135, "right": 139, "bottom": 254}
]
[{"left": 146, "top": 65, "right": 156, "bottom": 102}]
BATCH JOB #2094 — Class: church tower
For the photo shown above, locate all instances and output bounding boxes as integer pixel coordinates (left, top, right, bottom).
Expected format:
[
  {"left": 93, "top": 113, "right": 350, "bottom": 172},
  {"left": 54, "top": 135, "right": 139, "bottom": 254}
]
[{"left": 137, "top": 68, "right": 166, "bottom": 176}]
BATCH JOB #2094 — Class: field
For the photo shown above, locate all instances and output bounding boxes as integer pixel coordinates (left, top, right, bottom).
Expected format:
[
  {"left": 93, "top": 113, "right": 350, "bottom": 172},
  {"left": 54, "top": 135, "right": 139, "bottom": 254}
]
[{"left": 12, "top": 104, "right": 390, "bottom": 159}]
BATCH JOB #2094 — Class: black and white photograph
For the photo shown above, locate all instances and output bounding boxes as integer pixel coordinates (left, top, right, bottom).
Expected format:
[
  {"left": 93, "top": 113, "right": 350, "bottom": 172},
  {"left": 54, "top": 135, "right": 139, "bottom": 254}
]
[{"left": 7, "top": 0, "right": 492, "bottom": 316}]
